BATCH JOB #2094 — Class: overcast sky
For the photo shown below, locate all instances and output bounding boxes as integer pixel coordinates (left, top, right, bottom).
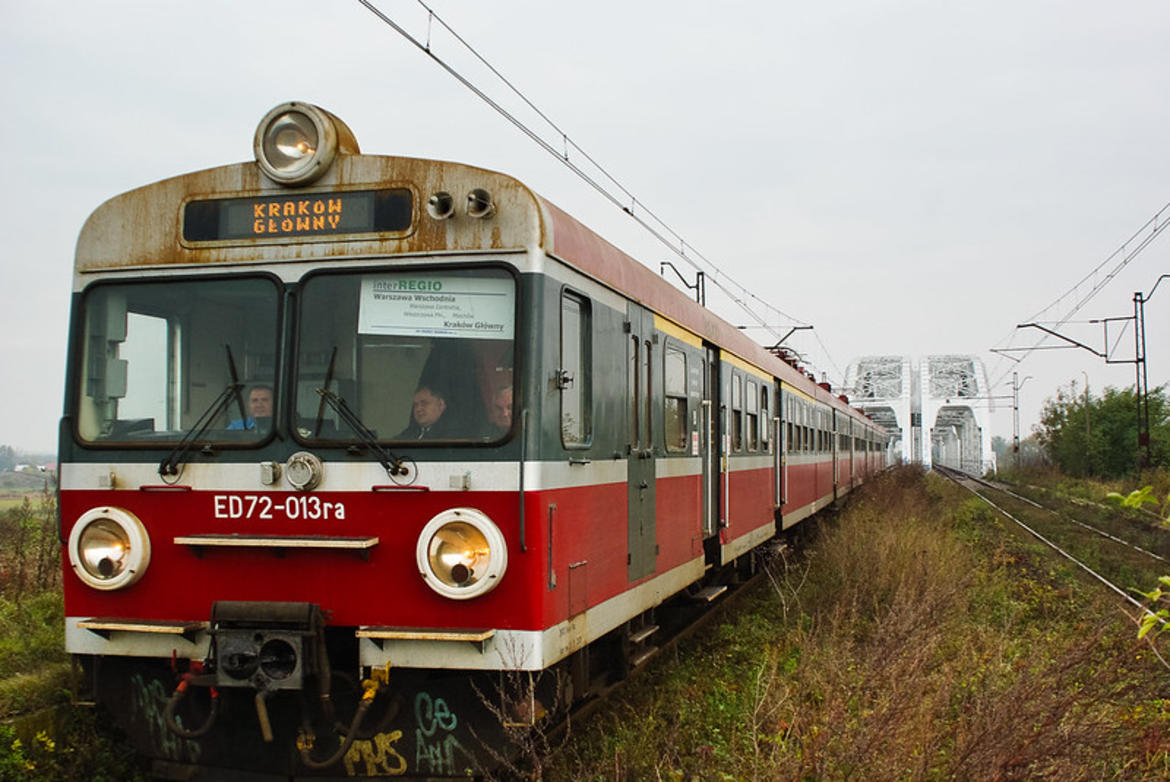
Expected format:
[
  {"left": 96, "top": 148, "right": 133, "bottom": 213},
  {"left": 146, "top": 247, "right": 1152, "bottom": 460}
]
[{"left": 2, "top": 1, "right": 1168, "bottom": 454}]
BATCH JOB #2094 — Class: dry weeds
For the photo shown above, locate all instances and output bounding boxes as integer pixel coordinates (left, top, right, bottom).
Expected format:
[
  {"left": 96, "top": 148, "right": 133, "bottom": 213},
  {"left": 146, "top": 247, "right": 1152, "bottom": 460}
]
[{"left": 550, "top": 466, "right": 1170, "bottom": 781}]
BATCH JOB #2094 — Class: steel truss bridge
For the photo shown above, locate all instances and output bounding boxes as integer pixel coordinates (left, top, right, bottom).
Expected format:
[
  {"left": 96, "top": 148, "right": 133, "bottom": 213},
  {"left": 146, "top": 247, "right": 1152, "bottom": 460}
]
[{"left": 844, "top": 355, "right": 995, "bottom": 476}]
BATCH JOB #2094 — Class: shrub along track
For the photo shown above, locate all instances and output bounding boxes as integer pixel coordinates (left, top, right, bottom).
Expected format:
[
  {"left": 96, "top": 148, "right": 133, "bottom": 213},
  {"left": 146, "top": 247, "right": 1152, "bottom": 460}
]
[{"left": 936, "top": 466, "right": 1170, "bottom": 647}]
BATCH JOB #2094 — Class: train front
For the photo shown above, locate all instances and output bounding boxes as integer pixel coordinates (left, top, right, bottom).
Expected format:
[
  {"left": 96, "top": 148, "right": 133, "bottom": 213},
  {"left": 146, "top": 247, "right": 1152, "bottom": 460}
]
[{"left": 59, "top": 102, "right": 554, "bottom": 778}]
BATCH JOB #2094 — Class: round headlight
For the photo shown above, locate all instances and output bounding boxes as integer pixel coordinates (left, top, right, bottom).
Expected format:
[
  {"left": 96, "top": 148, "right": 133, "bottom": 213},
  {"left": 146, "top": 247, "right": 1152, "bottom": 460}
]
[
  {"left": 254, "top": 102, "right": 338, "bottom": 186},
  {"left": 416, "top": 508, "right": 507, "bottom": 600},
  {"left": 68, "top": 507, "right": 151, "bottom": 591}
]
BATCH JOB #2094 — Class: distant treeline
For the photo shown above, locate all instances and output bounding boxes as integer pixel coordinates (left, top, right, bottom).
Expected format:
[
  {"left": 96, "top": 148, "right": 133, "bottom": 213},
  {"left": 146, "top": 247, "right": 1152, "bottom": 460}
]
[
  {"left": 1036, "top": 382, "right": 1169, "bottom": 478},
  {"left": 0, "top": 445, "right": 54, "bottom": 473}
]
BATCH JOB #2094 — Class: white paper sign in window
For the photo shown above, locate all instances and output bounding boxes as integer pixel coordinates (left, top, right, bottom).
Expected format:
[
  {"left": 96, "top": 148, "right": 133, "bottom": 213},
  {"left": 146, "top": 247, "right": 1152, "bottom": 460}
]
[{"left": 357, "top": 273, "right": 514, "bottom": 340}]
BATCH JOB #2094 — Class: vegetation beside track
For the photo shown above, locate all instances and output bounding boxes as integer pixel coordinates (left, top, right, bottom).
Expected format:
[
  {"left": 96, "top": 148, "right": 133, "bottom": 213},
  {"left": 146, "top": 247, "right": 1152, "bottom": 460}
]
[
  {"left": 0, "top": 484, "right": 146, "bottom": 781},
  {"left": 548, "top": 466, "right": 1170, "bottom": 781}
]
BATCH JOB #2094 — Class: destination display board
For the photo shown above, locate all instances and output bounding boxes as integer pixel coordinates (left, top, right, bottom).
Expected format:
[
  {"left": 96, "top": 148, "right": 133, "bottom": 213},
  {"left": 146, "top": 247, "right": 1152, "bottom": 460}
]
[
  {"left": 182, "top": 189, "right": 412, "bottom": 242},
  {"left": 357, "top": 273, "right": 514, "bottom": 340}
]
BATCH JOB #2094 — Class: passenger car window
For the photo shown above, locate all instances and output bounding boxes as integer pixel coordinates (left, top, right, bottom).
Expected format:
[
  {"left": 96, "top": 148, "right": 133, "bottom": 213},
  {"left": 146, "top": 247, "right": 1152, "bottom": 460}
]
[{"left": 664, "top": 344, "right": 687, "bottom": 452}]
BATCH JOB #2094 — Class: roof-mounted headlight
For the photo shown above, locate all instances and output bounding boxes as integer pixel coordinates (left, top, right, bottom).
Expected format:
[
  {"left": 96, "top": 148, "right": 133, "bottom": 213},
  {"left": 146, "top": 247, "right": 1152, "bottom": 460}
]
[
  {"left": 253, "top": 101, "right": 359, "bottom": 186},
  {"left": 416, "top": 508, "right": 507, "bottom": 600},
  {"left": 68, "top": 507, "right": 151, "bottom": 591}
]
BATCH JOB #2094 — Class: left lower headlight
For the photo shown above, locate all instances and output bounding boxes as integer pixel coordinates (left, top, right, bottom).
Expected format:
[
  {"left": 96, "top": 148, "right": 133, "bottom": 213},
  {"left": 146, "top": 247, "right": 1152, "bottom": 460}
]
[
  {"left": 68, "top": 507, "right": 151, "bottom": 591},
  {"left": 416, "top": 508, "right": 507, "bottom": 600}
]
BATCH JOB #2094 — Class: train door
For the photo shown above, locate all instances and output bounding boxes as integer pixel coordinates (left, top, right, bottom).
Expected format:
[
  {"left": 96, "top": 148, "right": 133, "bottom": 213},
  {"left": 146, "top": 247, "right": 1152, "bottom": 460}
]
[
  {"left": 774, "top": 382, "right": 784, "bottom": 512},
  {"left": 781, "top": 389, "right": 791, "bottom": 511},
  {"left": 627, "top": 304, "right": 656, "bottom": 582},
  {"left": 832, "top": 410, "right": 840, "bottom": 496},
  {"left": 700, "top": 345, "right": 720, "bottom": 539}
]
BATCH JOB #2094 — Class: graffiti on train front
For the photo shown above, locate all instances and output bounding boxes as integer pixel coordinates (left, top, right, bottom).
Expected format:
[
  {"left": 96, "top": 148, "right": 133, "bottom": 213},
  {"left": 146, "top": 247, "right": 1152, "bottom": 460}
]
[
  {"left": 129, "top": 674, "right": 201, "bottom": 764},
  {"left": 342, "top": 691, "right": 473, "bottom": 777}
]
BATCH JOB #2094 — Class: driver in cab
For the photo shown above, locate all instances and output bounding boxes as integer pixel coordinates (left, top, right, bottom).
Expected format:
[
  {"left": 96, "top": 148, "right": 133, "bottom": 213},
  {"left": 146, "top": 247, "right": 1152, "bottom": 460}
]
[{"left": 228, "top": 385, "right": 273, "bottom": 431}]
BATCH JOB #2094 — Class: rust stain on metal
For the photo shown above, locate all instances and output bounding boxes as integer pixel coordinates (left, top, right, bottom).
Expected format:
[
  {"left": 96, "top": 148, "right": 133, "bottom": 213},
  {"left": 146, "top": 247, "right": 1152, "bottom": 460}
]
[{"left": 74, "top": 154, "right": 544, "bottom": 281}]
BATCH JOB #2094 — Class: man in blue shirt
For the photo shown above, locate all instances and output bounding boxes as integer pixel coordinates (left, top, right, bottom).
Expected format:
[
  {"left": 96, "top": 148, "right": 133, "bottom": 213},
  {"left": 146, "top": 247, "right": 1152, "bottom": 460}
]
[{"left": 228, "top": 385, "right": 273, "bottom": 431}]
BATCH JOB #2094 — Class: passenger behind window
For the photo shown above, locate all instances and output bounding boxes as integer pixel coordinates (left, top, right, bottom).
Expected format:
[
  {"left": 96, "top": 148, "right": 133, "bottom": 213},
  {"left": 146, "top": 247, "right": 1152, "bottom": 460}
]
[
  {"left": 398, "top": 385, "right": 454, "bottom": 439},
  {"left": 227, "top": 385, "right": 273, "bottom": 431},
  {"left": 482, "top": 385, "right": 512, "bottom": 439}
]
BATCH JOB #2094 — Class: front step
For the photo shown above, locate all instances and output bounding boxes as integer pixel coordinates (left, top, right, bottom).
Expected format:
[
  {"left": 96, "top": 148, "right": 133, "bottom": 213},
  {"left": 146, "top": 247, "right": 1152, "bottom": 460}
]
[
  {"left": 691, "top": 584, "right": 728, "bottom": 603},
  {"left": 630, "top": 645, "right": 658, "bottom": 669},
  {"left": 628, "top": 623, "right": 659, "bottom": 645}
]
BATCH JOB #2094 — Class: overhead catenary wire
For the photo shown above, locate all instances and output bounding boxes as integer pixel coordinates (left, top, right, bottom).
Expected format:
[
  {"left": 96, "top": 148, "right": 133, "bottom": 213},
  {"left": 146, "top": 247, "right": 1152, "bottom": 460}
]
[
  {"left": 358, "top": 0, "right": 840, "bottom": 378},
  {"left": 988, "top": 201, "right": 1170, "bottom": 392}
]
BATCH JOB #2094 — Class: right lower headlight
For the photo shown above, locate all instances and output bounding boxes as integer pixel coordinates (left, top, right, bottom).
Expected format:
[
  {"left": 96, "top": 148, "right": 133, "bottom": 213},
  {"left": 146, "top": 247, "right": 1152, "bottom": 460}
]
[
  {"left": 68, "top": 507, "right": 151, "bottom": 591},
  {"left": 416, "top": 508, "right": 507, "bottom": 600}
]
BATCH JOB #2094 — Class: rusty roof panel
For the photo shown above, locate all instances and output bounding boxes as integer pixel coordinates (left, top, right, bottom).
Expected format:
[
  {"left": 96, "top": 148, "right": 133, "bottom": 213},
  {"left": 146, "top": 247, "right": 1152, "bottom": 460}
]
[{"left": 74, "top": 155, "right": 546, "bottom": 279}]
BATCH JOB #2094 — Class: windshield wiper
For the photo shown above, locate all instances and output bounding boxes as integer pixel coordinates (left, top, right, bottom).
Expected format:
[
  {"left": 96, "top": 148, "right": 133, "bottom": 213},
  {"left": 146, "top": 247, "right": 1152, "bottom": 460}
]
[
  {"left": 312, "top": 346, "right": 339, "bottom": 438},
  {"left": 315, "top": 388, "right": 410, "bottom": 479},
  {"left": 159, "top": 346, "right": 247, "bottom": 479}
]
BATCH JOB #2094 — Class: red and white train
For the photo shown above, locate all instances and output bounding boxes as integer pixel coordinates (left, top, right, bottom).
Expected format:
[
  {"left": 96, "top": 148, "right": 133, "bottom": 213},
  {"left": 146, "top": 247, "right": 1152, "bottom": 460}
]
[{"left": 59, "top": 102, "right": 888, "bottom": 778}]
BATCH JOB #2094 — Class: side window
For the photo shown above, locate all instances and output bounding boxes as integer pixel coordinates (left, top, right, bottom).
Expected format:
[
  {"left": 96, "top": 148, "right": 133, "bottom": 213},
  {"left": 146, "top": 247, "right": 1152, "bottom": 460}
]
[
  {"left": 800, "top": 403, "right": 808, "bottom": 452},
  {"left": 746, "top": 380, "right": 759, "bottom": 451},
  {"left": 785, "top": 396, "right": 793, "bottom": 454},
  {"left": 560, "top": 292, "right": 591, "bottom": 446},
  {"left": 664, "top": 344, "right": 687, "bottom": 453},
  {"left": 761, "top": 386, "right": 770, "bottom": 452},
  {"left": 629, "top": 336, "right": 639, "bottom": 449},
  {"left": 731, "top": 373, "right": 743, "bottom": 451},
  {"left": 643, "top": 339, "right": 652, "bottom": 450}
]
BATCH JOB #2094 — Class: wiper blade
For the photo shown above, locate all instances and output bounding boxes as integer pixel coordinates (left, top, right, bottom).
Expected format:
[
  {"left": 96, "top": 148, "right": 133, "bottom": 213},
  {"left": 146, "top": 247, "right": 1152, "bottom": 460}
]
[
  {"left": 313, "top": 346, "right": 339, "bottom": 438},
  {"left": 315, "top": 388, "right": 410, "bottom": 480},
  {"left": 225, "top": 344, "right": 248, "bottom": 427},
  {"left": 159, "top": 345, "right": 247, "bottom": 479},
  {"left": 159, "top": 380, "right": 242, "bottom": 478}
]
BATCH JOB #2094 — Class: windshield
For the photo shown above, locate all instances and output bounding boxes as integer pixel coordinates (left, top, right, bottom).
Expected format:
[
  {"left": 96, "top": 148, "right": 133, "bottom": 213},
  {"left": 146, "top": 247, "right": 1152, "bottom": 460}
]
[
  {"left": 295, "top": 266, "right": 515, "bottom": 444},
  {"left": 75, "top": 277, "right": 281, "bottom": 444}
]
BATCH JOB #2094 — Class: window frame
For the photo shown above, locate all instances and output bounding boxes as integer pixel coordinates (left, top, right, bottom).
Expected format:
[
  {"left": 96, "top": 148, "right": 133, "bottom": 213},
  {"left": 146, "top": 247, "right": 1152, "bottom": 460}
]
[
  {"left": 560, "top": 289, "right": 593, "bottom": 448},
  {"left": 663, "top": 341, "right": 688, "bottom": 454}
]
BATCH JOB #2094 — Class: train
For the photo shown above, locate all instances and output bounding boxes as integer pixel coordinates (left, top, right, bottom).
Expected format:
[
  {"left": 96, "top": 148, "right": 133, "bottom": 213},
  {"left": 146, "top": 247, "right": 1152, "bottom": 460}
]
[{"left": 59, "top": 101, "right": 889, "bottom": 779}]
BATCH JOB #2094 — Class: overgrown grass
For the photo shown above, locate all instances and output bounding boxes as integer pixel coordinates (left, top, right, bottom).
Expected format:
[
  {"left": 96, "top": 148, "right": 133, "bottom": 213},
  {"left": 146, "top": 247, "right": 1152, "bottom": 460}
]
[
  {"left": 0, "top": 591, "right": 66, "bottom": 683},
  {"left": 1002, "top": 465, "right": 1170, "bottom": 515},
  {"left": 549, "top": 466, "right": 1170, "bottom": 780},
  {"left": 0, "top": 485, "right": 146, "bottom": 780},
  {"left": 0, "top": 713, "right": 147, "bottom": 782}
]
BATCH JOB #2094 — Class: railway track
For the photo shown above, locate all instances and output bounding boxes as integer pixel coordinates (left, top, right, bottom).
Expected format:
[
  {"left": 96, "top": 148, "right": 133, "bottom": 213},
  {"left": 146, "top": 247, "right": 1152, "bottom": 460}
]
[{"left": 935, "top": 466, "right": 1170, "bottom": 639}]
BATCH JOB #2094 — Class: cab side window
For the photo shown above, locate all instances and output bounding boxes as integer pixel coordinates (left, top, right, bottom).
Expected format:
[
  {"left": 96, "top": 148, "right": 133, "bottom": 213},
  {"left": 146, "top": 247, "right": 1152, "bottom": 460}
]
[{"left": 560, "top": 291, "right": 591, "bottom": 446}]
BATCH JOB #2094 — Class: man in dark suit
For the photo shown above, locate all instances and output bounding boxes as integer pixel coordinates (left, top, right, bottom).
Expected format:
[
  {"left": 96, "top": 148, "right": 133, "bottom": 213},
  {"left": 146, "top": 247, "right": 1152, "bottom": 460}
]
[{"left": 398, "top": 385, "right": 453, "bottom": 439}]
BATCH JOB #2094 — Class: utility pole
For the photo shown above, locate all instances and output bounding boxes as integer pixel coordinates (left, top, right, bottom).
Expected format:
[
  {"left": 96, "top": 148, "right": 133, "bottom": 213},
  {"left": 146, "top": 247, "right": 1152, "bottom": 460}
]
[
  {"left": 1012, "top": 273, "right": 1167, "bottom": 471},
  {"left": 1082, "top": 371, "right": 1091, "bottom": 476},
  {"left": 1012, "top": 372, "right": 1032, "bottom": 470},
  {"left": 1132, "top": 274, "right": 1167, "bottom": 468},
  {"left": 1134, "top": 289, "right": 1150, "bottom": 468}
]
